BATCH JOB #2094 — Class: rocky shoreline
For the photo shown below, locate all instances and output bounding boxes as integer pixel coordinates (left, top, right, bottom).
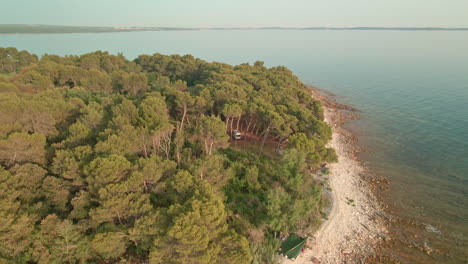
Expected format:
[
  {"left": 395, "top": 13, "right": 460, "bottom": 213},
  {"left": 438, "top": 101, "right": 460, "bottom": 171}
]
[
  {"left": 283, "top": 87, "right": 388, "bottom": 264},
  {"left": 296, "top": 87, "right": 461, "bottom": 264}
]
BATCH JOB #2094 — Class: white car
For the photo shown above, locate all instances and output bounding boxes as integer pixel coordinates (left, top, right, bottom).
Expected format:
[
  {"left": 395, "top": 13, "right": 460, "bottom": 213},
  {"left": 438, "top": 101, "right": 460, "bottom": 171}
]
[{"left": 232, "top": 130, "right": 242, "bottom": 140}]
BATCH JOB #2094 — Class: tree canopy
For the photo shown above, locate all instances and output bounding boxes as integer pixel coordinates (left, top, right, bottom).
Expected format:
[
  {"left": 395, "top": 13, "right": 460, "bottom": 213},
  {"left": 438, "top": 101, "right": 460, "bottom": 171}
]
[{"left": 0, "top": 48, "right": 336, "bottom": 263}]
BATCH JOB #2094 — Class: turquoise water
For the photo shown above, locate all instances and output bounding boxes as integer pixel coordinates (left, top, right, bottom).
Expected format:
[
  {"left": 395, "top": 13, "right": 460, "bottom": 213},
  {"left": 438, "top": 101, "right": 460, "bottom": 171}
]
[{"left": 1, "top": 30, "right": 467, "bottom": 263}]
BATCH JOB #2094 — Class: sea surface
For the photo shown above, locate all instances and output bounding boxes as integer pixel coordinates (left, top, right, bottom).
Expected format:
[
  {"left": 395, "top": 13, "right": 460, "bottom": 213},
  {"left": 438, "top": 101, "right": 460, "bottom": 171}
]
[{"left": 1, "top": 30, "right": 467, "bottom": 263}]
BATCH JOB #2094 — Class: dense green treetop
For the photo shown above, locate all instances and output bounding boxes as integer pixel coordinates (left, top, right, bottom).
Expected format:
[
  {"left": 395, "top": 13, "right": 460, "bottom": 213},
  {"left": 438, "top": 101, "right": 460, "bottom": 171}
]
[{"left": 0, "top": 47, "right": 335, "bottom": 263}]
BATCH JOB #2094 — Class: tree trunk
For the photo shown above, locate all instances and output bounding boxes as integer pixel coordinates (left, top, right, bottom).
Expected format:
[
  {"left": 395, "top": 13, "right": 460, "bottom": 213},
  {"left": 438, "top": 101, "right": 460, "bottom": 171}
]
[
  {"left": 272, "top": 135, "right": 282, "bottom": 140},
  {"left": 143, "top": 180, "right": 149, "bottom": 192},
  {"left": 142, "top": 134, "right": 148, "bottom": 158},
  {"left": 195, "top": 114, "right": 200, "bottom": 127},
  {"left": 151, "top": 136, "right": 157, "bottom": 155},
  {"left": 10, "top": 152, "right": 17, "bottom": 166},
  {"left": 204, "top": 139, "right": 209, "bottom": 156},
  {"left": 255, "top": 125, "right": 261, "bottom": 136},
  {"left": 209, "top": 142, "right": 214, "bottom": 156},
  {"left": 259, "top": 125, "right": 271, "bottom": 154},
  {"left": 230, "top": 117, "right": 234, "bottom": 134},
  {"left": 276, "top": 136, "right": 283, "bottom": 151},
  {"left": 180, "top": 105, "right": 187, "bottom": 131},
  {"left": 198, "top": 162, "right": 206, "bottom": 180},
  {"left": 161, "top": 133, "right": 171, "bottom": 159},
  {"left": 225, "top": 116, "right": 230, "bottom": 133},
  {"left": 246, "top": 118, "right": 252, "bottom": 134},
  {"left": 116, "top": 211, "right": 123, "bottom": 225}
]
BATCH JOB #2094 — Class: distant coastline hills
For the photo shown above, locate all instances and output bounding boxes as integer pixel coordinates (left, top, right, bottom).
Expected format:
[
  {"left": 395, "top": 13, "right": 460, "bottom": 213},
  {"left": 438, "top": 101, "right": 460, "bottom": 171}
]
[{"left": 1, "top": 24, "right": 467, "bottom": 34}]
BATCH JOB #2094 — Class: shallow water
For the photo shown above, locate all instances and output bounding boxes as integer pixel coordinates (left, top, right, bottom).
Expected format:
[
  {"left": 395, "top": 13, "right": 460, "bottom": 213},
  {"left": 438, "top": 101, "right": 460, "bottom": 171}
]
[{"left": 1, "top": 29, "right": 467, "bottom": 263}]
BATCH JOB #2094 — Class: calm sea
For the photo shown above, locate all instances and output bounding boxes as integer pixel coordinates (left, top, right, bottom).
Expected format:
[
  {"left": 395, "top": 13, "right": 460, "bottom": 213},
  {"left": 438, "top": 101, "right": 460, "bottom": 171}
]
[{"left": 1, "top": 30, "right": 467, "bottom": 263}]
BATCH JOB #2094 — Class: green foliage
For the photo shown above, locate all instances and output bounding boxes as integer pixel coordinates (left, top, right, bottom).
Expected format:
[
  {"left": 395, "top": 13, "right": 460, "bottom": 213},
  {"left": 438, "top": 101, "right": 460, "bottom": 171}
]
[
  {"left": 34, "top": 215, "right": 91, "bottom": 263},
  {"left": 197, "top": 115, "right": 229, "bottom": 156},
  {"left": 128, "top": 211, "right": 163, "bottom": 250},
  {"left": 0, "top": 81, "right": 19, "bottom": 93},
  {"left": 190, "top": 154, "right": 234, "bottom": 188},
  {"left": 149, "top": 183, "right": 252, "bottom": 264},
  {"left": 51, "top": 146, "right": 92, "bottom": 187},
  {"left": 41, "top": 176, "right": 71, "bottom": 213},
  {"left": 0, "top": 49, "right": 336, "bottom": 263},
  {"left": 89, "top": 183, "right": 152, "bottom": 226},
  {"left": 251, "top": 234, "right": 282, "bottom": 264},
  {"left": 0, "top": 132, "right": 46, "bottom": 166},
  {"left": 0, "top": 166, "right": 35, "bottom": 261},
  {"left": 9, "top": 163, "right": 47, "bottom": 203},
  {"left": 139, "top": 94, "right": 170, "bottom": 128},
  {"left": 91, "top": 232, "right": 128, "bottom": 259},
  {"left": 85, "top": 155, "right": 130, "bottom": 183},
  {"left": 0, "top": 48, "right": 38, "bottom": 74}
]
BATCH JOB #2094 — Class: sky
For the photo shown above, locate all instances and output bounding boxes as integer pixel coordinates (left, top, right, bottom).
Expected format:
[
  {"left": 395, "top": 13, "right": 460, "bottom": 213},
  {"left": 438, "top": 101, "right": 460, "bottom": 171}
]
[{"left": 1, "top": 0, "right": 467, "bottom": 28}]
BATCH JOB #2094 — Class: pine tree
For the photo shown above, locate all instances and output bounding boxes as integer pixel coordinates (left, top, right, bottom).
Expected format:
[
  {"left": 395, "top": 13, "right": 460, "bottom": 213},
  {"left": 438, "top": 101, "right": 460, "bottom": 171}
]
[
  {"left": 0, "top": 166, "right": 35, "bottom": 261},
  {"left": 51, "top": 146, "right": 93, "bottom": 187},
  {"left": 84, "top": 155, "right": 131, "bottom": 192},
  {"left": 33, "top": 214, "right": 91, "bottom": 264},
  {"left": 0, "top": 132, "right": 46, "bottom": 166},
  {"left": 9, "top": 163, "right": 47, "bottom": 203},
  {"left": 41, "top": 176, "right": 71, "bottom": 213},
  {"left": 89, "top": 182, "right": 152, "bottom": 226},
  {"left": 196, "top": 115, "right": 229, "bottom": 156},
  {"left": 91, "top": 232, "right": 128, "bottom": 260},
  {"left": 149, "top": 182, "right": 251, "bottom": 264}
]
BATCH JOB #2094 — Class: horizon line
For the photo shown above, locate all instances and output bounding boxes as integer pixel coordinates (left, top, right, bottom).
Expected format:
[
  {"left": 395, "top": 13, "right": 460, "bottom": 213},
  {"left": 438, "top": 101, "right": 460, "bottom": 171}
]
[
  {"left": 2, "top": 24, "right": 468, "bottom": 29},
  {"left": 1, "top": 24, "right": 468, "bottom": 32}
]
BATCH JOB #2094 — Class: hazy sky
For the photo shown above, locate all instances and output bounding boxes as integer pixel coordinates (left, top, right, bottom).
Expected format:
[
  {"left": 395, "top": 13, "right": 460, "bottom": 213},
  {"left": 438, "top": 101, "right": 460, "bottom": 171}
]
[{"left": 1, "top": 0, "right": 467, "bottom": 28}]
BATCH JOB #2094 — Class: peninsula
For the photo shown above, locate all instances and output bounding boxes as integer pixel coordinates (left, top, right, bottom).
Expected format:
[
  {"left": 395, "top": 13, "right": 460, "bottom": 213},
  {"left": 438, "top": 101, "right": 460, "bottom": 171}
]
[{"left": 0, "top": 48, "right": 346, "bottom": 263}]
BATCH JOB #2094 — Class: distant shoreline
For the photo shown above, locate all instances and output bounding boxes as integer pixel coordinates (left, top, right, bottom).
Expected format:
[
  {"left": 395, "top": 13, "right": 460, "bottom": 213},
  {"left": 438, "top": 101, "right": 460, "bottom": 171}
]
[{"left": 1, "top": 24, "right": 468, "bottom": 34}]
